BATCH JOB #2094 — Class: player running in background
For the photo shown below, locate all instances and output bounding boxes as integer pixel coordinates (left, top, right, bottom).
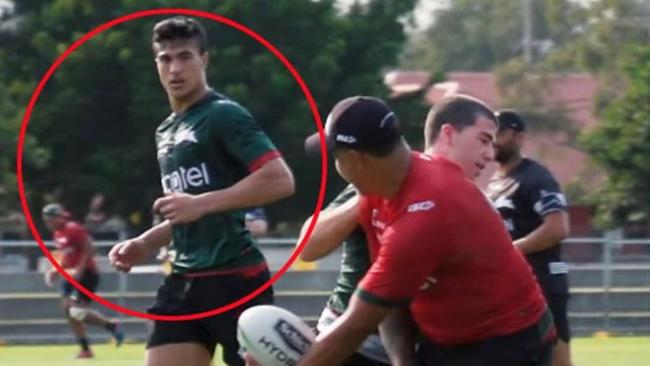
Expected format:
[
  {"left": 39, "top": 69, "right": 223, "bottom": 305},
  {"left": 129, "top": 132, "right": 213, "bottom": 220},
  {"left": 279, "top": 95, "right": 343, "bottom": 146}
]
[
  {"left": 108, "top": 16, "right": 294, "bottom": 366},
  {"left": 287, "top": 96, "right": 553, "bottom": 366},
  {"left": 487, "top": 109, "right": 572, "bottom": 366},
  {"left": 42, "top": 203, "right": 123, "bottom": 359}
]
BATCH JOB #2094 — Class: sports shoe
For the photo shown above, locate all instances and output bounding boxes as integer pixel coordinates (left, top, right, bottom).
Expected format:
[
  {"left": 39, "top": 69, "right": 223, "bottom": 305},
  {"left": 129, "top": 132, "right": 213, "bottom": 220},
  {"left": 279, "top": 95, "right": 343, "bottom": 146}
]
[{"left": 75, "top": 349, "right": 94, "bottom": 359}]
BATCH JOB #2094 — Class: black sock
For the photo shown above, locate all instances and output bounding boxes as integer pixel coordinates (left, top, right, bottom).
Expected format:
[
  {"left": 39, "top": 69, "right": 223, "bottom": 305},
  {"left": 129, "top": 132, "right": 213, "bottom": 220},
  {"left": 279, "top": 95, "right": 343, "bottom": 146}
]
[
  {"left": 105, "top": 322, "right": 116, "bottom": 333},
  {"left": 78, "top": 337, "right": 90, "bottom": 351}
]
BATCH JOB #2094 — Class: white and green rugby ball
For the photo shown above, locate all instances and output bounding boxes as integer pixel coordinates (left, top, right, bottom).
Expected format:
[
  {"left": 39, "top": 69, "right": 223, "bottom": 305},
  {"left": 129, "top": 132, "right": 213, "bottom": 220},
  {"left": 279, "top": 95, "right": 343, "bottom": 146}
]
[{"left": 237, "top": 305, "right": 315, "bottom": 366}]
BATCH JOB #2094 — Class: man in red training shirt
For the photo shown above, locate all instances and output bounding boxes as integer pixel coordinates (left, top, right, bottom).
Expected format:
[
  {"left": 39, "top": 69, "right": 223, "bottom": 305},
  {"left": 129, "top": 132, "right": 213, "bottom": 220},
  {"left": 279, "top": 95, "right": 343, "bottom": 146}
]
[
  {"left": 294, "top": 96, "right": 555, "bottom": 366},
  {"left": 42, "top": 203, "right": 124, "bottom": 359}
]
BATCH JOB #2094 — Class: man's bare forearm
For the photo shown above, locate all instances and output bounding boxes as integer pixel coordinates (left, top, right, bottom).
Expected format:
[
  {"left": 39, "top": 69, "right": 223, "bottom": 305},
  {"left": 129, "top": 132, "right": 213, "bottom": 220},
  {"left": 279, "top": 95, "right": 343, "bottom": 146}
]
[
  {"left": 379, "top": 307, "right": 418, "bottom": 366},
  {"left": 135, "top": 220, "right": 173, "bottom": 250},
  {"left": 515, "top": 211, "right": 569, "bottom": 254},
  {"left": 197, "top": 158, "right": 294, "bottom": 214},
  {"left": 299, "top": 196, "right": 359, "bottom": 261}
]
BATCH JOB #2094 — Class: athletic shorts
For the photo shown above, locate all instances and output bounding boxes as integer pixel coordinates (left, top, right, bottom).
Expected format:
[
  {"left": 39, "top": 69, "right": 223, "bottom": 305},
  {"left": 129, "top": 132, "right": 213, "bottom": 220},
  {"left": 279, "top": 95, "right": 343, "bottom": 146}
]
[
  {"left": 416, "top": 308, "right": 556, "bottom": 366},
  {"left": 146, "top": 264, "right": 273, "bottom": 366},
  {"left": 61, "top": 270, "right": 99, "bottom": 304},
  {"left": 341, "top": 352, "right": 391, "bottom": 366}
]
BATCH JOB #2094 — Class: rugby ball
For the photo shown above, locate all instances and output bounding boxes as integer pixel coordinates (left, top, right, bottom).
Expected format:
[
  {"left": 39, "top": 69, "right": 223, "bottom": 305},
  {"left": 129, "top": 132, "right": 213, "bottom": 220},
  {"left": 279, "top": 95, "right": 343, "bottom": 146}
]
[{"left": 237, "top": 305, "right": 315, "bottom": 366}]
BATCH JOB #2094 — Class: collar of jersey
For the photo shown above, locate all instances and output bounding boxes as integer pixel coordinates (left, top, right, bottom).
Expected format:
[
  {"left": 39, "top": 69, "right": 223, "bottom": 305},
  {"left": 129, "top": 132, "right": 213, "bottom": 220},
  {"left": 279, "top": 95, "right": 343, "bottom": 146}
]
[{"left": 171, "top": 89, "right": 223, "bottom": 119}]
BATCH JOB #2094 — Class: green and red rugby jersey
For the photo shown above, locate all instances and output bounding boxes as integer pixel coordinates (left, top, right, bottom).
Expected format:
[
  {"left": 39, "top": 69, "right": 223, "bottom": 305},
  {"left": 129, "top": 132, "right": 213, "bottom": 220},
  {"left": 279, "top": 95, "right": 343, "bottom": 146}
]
[
  {"left": 156, "top": 90, "right": 280, "bottom": 274},
  {"left": 357, "top": 153, "right": 547, "bottom": 346}
]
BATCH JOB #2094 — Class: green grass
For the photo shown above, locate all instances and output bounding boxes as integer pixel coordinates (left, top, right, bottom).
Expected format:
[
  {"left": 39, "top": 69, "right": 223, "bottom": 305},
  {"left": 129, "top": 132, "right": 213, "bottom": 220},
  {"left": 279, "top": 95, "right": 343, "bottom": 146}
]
[
  {"left": 572, "top": 336, "right": 650, "bottom": 366},
  {"left": 0, "top": 343, "right": 224, "bottom": 366},
  {"left": 0, "top": 343, "right": 144, "bottom": 366},
  {"left": 0, "top": 337, "right": 647, "bottom": 365}
]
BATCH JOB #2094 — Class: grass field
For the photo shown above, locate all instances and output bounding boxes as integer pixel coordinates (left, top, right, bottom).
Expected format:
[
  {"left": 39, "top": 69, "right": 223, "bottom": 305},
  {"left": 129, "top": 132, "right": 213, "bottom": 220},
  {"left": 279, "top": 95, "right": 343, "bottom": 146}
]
[{"left": 0, "top": 337, "right": 648, "bottom": 365}]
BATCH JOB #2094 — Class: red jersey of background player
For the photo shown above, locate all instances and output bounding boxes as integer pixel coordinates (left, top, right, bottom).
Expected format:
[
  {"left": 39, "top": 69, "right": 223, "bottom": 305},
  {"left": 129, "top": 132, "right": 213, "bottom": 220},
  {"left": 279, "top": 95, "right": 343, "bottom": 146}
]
[
  {"left": 357, "top": 152, "right": 547, "bottom": 346},
  {"left": 54, "top": 221, "right": 97, "bottom": 272}
]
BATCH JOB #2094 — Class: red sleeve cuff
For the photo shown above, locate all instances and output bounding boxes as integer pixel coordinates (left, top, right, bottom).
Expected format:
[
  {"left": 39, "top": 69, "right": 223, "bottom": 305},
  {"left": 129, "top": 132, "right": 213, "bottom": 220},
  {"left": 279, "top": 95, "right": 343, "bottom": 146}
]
[{"left": 248, "top": 150, "right": 282, "bottom": 172}]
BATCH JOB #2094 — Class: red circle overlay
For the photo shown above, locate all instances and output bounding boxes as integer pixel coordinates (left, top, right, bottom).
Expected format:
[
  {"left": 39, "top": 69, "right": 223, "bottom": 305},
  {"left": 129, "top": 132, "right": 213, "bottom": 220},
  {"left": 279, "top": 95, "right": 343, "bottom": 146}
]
[{"left": 16, "top": 8, "right": 328, "bottom": 321}]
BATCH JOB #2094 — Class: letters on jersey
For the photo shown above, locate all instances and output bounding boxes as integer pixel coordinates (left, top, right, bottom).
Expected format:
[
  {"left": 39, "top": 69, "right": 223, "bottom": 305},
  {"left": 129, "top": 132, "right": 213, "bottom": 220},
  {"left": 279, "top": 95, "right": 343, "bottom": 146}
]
[{"left": 161, "top": 163, "right": 211, "bottom": 193}]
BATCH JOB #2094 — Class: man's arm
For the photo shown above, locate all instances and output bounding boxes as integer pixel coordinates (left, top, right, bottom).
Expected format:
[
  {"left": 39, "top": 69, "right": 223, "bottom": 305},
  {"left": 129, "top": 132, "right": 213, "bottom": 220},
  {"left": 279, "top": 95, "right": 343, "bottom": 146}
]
[
  {"left": 297, "top": 200, "right": 445, "bottom": 366},
  {"left": 155, "top": 158, "right": 294, "bottom": 225},
  {"left": 379, "top": 307, "right": 418, "bottom": 366},
  {"left": 514, "top": 210, "right": 569, "bottom": 254},
  {"left": 298, "top": 194, "right": 359, "bottom": 262},
  {"left": 297, "top": 294, "right": 391, "bottom": 366}
]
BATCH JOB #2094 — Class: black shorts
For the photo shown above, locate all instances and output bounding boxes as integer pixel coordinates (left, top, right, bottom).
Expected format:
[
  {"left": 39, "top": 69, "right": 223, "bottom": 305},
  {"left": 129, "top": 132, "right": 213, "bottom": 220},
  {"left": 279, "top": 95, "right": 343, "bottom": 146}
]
[
  {"left": 61, "top": 270, "right": 99, "bottom": 304},
  {"left": 341, "top": 353, "right": 390, "bottom": 366},
  {"left": 416, "top": 309, "right": 556, "bottom": 366},
  {"left": 146, "top": 264, "right": 273, "bottom": 366}
]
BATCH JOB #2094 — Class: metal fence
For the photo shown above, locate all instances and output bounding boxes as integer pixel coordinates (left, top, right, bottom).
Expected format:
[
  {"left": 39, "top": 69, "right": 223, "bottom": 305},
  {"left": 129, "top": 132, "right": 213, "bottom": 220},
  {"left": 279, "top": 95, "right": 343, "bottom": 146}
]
[{"left": 1, "top": 235, "right": 649, "bottom": 336}]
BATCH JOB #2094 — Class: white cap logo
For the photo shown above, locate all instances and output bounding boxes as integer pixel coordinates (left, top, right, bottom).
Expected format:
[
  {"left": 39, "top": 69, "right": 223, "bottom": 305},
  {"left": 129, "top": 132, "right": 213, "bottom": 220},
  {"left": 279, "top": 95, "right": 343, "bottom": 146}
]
[{"left": 336, "top": 134, "right": 356, "bottom": 144}]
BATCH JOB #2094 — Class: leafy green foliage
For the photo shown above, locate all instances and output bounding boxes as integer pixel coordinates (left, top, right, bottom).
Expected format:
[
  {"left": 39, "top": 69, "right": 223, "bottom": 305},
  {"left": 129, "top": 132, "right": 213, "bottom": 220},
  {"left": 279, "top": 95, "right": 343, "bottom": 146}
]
[
  {"left": 1, "top": 0, "right": 416, "bottom": 230},
  {"left": 579, "top": 46, "right": 650, "bottom": 228}
]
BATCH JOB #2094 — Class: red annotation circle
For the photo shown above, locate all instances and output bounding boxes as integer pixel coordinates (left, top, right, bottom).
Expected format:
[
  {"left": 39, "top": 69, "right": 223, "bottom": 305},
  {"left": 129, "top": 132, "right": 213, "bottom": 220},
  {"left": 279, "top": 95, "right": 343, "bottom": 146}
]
[{"left": 16, "top": 8, "right": 328, "bottom": 321}]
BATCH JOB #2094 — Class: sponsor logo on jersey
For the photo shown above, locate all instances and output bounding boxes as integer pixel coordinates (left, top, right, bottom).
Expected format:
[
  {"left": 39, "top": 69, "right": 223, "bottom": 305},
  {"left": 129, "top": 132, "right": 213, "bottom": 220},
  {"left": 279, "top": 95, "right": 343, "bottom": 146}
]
[
  {"left": 161, "top": 163, "right": 211, "bottom": 193},
  {"left": 419, "top": 276, "right": 437, "bottom": 290},
  {"left": 407, "top": 200, "right": 435, "bottom": 212},
  {"left": 371, "top": 209, "right": 386, "bottom": 230},
  {"left": 275, "top": 319, "right": 312, "bottom": 355}
]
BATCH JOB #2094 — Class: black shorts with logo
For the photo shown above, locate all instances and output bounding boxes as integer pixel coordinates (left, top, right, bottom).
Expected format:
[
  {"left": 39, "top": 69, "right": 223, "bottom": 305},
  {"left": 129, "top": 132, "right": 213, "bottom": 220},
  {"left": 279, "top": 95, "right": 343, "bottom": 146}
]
[
  {"left": 61, "top": 269, "right": 99, "bottom": 304},
  {"left": 416, "top": 308, "right": 556, "bottom": 366},
  {"left": 146, "top": 264, "right": 273, "bottom": 366}
]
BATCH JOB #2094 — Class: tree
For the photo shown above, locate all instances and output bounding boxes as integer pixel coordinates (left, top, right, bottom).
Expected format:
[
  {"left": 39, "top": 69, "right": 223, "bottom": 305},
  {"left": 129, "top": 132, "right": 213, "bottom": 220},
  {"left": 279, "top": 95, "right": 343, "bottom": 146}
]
[
  {"left": 3, "top": 0, "right": 417, "bottom": 231},
  {"left": 579, "top": 46, "right": 650, "bottom": 229},
  {"left": 400, "top": 0, "right": 588, "bottom": 72}
]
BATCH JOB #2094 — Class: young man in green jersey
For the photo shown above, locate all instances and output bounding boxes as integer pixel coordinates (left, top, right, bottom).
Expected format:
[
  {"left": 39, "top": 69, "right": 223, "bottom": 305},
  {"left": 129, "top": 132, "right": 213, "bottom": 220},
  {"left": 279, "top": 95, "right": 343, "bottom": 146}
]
[{"left": 109, "top": 17, "right": 294, "bottom": 366}]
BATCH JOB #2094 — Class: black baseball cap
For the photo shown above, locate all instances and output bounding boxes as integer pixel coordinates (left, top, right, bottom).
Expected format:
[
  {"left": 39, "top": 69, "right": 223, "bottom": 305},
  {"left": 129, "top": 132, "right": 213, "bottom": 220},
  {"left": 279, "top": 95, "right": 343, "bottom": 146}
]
[
  {"left": 305, "top": 96, "right": 402, "bottom": 155},
  {"left": 496, "top": 109, "right": 526, "bottom": 132}
]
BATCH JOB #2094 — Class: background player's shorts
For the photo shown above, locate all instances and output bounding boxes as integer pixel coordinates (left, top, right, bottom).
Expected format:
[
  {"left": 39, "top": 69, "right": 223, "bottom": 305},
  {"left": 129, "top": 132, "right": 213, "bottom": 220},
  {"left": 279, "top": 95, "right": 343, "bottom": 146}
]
[
  {"left": 146, "top": 264, "right": 273, "bottom": 366},
  {"left": 60, "top": 269, "right": 99, "bottom": 304},
  {"left": 416, "top": 308, "right": 556, "bottom": 366}
]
